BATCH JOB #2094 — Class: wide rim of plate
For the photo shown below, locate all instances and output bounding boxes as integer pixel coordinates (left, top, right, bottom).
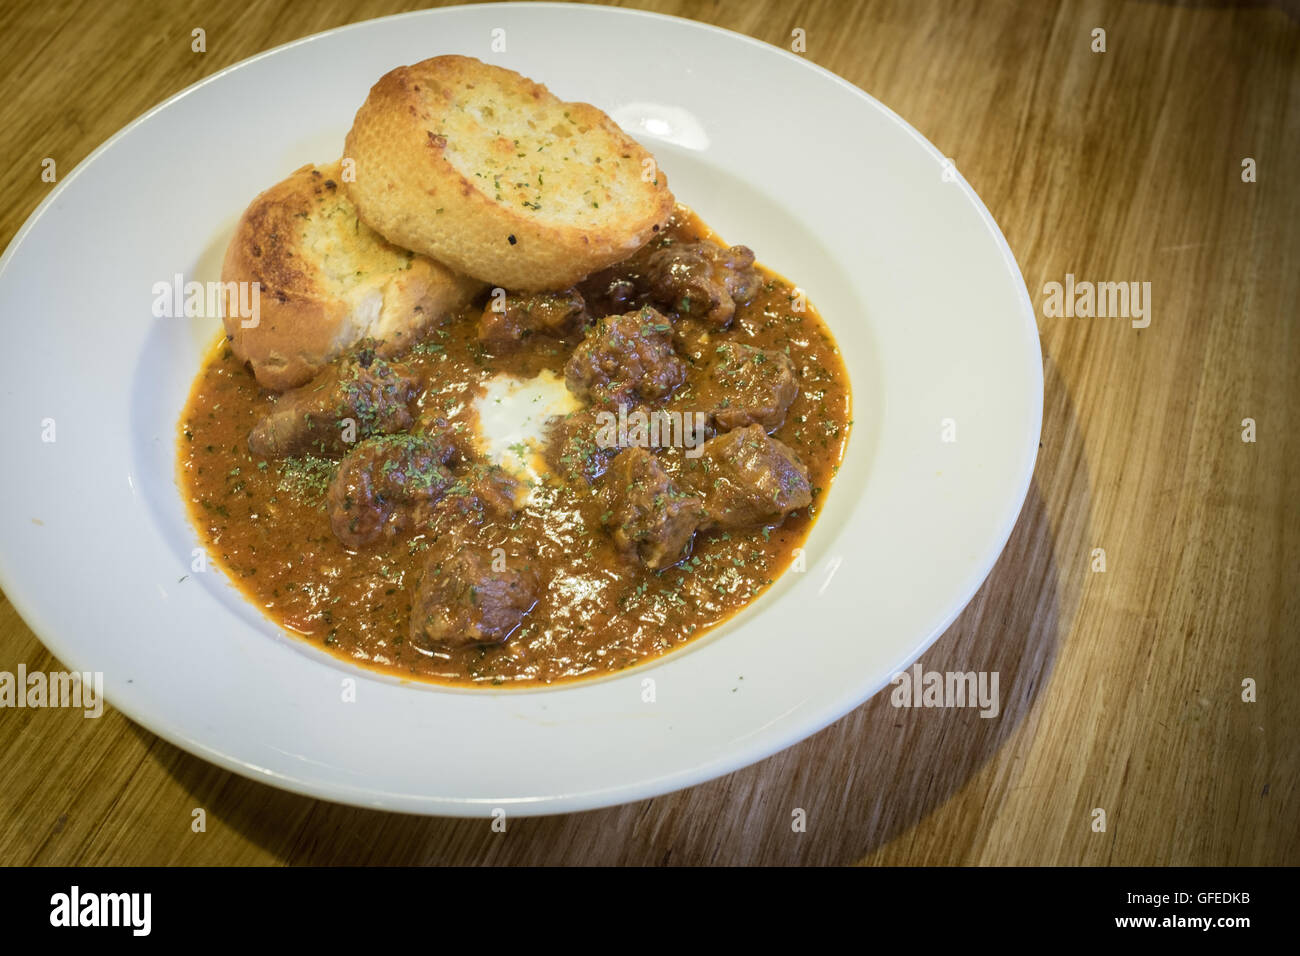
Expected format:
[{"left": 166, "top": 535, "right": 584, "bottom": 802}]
[{"left": 0, "top": 2, "right": 1042, "bottom": 816}]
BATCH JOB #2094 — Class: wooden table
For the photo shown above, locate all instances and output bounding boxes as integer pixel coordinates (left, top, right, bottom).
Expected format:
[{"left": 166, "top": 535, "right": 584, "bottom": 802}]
[{"left": 1, "top": 0, "right": 1296, "bottom": 866}]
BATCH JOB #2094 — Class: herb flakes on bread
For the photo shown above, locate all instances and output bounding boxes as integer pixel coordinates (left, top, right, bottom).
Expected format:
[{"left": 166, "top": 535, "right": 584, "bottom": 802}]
[
  {"left": 343, "top": 55, "right": 675, "bottom": 292},
  {"left": 221, "top": 160, "right": 484, "bottom": 391}
]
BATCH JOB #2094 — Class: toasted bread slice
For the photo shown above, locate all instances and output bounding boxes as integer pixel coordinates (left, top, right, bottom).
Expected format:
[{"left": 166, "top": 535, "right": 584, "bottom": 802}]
[
  {"left": 221, "top": 161, "right": 484, "bottom": 391},
  {"left": 343, "top": 56, "right": 675, "bottom": 291}
]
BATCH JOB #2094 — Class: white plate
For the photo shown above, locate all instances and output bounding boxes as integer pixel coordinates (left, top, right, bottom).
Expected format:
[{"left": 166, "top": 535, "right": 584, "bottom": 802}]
[{"left": 0, "top": 3, "right": 1041, "bottom": 815}]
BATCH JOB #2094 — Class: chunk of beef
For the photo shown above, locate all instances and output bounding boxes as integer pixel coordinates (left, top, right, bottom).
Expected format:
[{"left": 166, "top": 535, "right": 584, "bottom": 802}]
[
  {"left": 248, "top": 345, "right": 419, "bottom": 458},
  {"left": 408, "top": 545, "right": 539, "bottom": 651},
  {"left": 600, "top": 447, "right": 705, "bottom": 570},
  {"left": 576, "top": 270, "right": 643, "bottom": 317},
  {"left": 409, "top": 413, "right": 474, "bottom": 466},
  {"left": 438, "top": 464, "right": 526, "bottom": 524},
  {"left": 545, "top": 404, "right": 709, "bottom": 485},
  {"left": 477, "top": 289, "right": 586, "bottom": 351},
  {"left": 564, "top": 306, "right": 686, "bottom": 408},
  {"left": 684, "top": 425, "right": 812, "bottom": 530},
  {"left": 544, "top": 408, "right": 621, "bottom": 485},
  {"left": 698, "top": 343, "right": 799, "bottom": 433},
  {"left": 326, "top": 432, "right": 456, "bottom": 549},
  {"left": 670, "top": 316, "right": 714, "bottom": 363},
  {"left": 644, "top": 240, "right": 759, "bottom": 328},
  {"left": 573, "top": 233, "right": 672, "bottom": 317}
]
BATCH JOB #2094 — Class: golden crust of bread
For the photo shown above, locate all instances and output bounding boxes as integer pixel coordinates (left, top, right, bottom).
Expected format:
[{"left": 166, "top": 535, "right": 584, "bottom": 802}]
[
  {"left": 343, "top": 55, "right": 676, "bottom": 292},
  {"left": 221, "top": 161, "right": 484, "bottom": 391}
]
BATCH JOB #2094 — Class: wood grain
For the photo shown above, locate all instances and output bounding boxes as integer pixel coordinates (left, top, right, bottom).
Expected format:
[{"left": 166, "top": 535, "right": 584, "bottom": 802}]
[{"left": 0, "top": 0, "right": 1296, "bottom": 865}]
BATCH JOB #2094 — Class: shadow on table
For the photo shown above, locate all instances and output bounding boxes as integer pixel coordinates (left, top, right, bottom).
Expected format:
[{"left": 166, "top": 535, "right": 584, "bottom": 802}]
[
  {"left": 136, "top": 354, "right": 1088, "bottom": 865},
  {"left": 1141, "top": 0, "right": 1299, "bottom": 24}
]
